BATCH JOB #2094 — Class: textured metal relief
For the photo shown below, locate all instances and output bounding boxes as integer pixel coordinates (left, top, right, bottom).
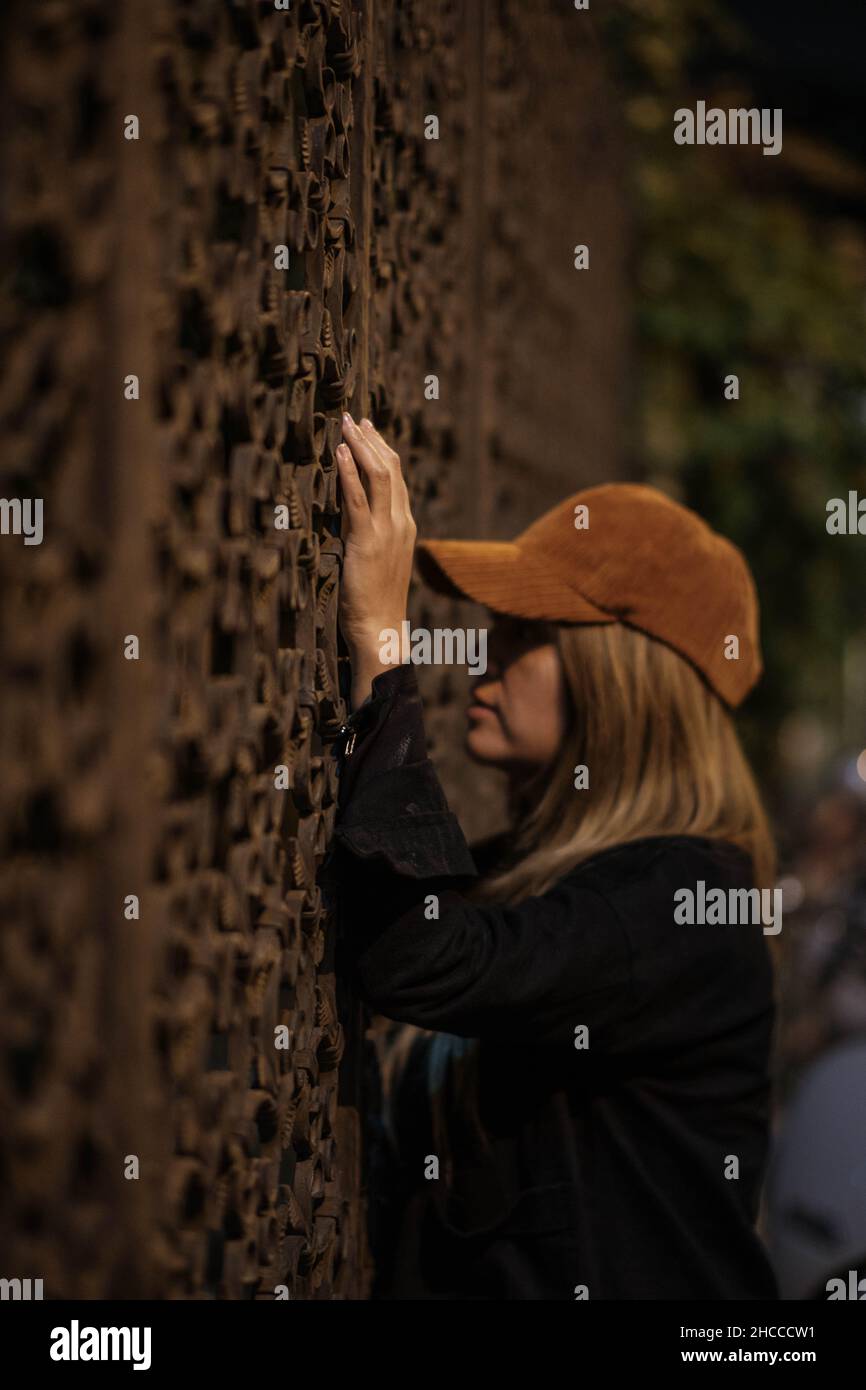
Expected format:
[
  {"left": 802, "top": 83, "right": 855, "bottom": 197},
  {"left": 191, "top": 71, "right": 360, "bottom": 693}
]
[
  {"left": 147, "top": 0, "right": 477, "bottom": 1302},
  {"left": 148, "top": 0, "right": 361, "bottom": 1300},
  {"left": 0, "top": 1, "right": 133, "bottom": 1300},
  {"left": 0, "top": 0, "right": 479, "bottom": 1301},
  {"left": 0, "top": 0, "right": 610, "bottom": 1299}
]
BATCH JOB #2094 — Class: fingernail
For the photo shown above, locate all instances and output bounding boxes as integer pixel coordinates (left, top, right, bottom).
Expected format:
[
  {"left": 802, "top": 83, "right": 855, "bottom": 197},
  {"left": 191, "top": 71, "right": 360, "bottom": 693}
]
[
  {"left": 342, "top": 412, "right": 353, "bottom": 427},
  {"left": 360, "top": 417, "right": 373, "bottom": 429}
]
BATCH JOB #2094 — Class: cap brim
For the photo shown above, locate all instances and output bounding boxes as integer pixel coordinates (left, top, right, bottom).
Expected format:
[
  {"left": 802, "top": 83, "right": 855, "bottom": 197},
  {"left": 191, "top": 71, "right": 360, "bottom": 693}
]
[{"left": 415, "top": 539, "right": 614, "bottom": 624}]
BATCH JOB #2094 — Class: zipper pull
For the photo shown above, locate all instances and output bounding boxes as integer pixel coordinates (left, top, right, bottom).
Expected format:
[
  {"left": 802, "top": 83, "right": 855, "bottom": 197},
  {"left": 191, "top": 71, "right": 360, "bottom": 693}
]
[{"left": 335, "top": 720, "right": 357, "bottom": 762}]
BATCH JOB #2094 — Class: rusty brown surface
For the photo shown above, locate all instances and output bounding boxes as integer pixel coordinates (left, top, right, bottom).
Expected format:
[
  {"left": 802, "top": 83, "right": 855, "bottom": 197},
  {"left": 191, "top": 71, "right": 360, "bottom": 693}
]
[{"left": 0, "top": 0, "right": 628, "bottom": 1298}]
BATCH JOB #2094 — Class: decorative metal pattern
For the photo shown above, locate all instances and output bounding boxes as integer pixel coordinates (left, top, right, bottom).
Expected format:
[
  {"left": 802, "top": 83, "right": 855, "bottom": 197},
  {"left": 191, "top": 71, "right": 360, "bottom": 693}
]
[
  {"left": 0, "top": 0, "right": 619, "bottom": 1299},
  {"left": 0, "top": 0, "right": 139, "bottom": 1300},
  {"left": 146, "top": 0, "right": 358, "bottom": 1300}
]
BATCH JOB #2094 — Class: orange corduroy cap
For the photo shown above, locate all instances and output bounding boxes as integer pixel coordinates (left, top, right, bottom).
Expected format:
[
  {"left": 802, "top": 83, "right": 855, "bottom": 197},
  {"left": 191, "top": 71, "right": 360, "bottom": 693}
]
[{"left": 415, "top": 483, "right": 762, "bottom": 708}]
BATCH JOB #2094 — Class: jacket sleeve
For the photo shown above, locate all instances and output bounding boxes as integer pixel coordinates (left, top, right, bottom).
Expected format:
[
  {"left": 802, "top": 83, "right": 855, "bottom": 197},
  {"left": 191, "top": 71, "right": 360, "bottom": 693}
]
[{"left": 331, "top": 664, "right": 633, "bottom": 1047}]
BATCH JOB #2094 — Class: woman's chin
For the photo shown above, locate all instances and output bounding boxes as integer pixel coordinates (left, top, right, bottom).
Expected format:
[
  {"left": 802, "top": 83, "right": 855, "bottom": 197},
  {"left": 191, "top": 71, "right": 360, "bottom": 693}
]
[{"left": 464, "top": 726, "right": 508, "bottom": 766}]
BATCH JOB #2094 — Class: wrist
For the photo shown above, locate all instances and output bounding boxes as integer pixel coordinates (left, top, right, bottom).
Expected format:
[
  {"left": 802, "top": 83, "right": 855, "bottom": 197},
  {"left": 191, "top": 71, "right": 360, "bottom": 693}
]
[
  {"left": 347, "top": 621, "right": 407, "bottom": 668},
  {"left": 349, "top": 634, "right": 407, "bottom": 711}
]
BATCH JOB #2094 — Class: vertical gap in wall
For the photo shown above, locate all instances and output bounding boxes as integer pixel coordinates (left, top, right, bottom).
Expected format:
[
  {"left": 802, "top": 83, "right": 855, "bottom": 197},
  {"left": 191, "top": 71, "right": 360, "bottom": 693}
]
[
  {"left": 349, "top": 0, "right": 374, "bottom": 419},
  {"left": 336, "top": 0, "right": 376, "bottom": 1301},
  {"left": 109, "top": 0, "right": 161, "bottom": 1298},
  {"left": 466, "top": 0, "right": 490, "bottom": 536}
]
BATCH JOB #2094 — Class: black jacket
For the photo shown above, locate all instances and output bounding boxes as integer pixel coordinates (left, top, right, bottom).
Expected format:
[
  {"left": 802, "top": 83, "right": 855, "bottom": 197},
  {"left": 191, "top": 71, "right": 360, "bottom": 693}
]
[{"left": 327, "top": 663, "right": 780, "bottom": 1301}]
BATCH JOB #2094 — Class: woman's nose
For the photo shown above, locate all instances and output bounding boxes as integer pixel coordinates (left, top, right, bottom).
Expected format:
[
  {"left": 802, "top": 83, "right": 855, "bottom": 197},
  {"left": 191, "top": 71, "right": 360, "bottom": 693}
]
[{"left": 470, "top": 671, "right": 498, "bottom": 700}]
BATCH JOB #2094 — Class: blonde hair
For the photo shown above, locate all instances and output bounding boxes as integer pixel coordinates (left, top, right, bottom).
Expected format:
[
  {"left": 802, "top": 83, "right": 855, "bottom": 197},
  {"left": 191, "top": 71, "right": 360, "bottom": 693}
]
[
  {"left": 481, "top": 621, "right": 775, "bottom": 899},
  {"left": 382, "top": 620, "right": 777, "bottom": 1194}
]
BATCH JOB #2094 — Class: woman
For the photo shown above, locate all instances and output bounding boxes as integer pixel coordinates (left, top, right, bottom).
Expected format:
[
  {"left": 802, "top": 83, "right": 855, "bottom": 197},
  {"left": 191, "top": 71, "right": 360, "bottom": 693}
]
[{"left": 329, "top": 412, "right": 780, "bottom": 1301}]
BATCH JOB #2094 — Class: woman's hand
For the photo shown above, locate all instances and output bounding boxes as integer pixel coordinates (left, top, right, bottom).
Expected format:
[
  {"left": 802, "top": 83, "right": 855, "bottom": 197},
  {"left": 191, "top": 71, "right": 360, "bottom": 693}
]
[{"left": 336, "top": 413, "right": 417, "bottom": 709}]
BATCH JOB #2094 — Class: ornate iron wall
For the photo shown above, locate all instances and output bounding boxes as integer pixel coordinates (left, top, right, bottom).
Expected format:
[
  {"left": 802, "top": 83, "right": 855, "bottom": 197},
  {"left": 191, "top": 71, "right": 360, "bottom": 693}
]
[{"left": 0, "top": 0, "right": 627, "bottom": 1298}]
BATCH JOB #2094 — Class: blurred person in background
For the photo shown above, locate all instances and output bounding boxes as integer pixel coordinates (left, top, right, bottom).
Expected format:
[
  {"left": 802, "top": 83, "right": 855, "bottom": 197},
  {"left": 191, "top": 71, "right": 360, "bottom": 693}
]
[{"left": 767, "top": 776, "right": 866, "bottom": 1298}]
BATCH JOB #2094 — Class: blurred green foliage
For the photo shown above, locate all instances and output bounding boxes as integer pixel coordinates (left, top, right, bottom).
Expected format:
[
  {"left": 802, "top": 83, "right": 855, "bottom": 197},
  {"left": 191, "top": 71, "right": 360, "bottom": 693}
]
[{"left": 602, "top": 0, "right": 866, "bottom": 802}]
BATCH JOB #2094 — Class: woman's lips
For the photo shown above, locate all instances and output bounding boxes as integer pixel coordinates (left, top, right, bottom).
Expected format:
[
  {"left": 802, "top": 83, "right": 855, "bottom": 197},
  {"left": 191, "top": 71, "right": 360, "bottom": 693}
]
[{"left": 467, "top": 702, "right": 497, "bottom": 719}]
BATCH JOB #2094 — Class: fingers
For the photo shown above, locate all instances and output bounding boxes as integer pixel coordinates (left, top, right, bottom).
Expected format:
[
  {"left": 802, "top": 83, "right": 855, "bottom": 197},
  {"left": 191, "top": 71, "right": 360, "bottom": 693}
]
[
  {"left": 340, "top": 412, "right": 416, "bottom": 547},
  {"left": 335, "top": 444, "right": 371, "bottom": 534},
  {"left": 362, "top": 419, "right": 409, "bottom": 489},
  {"left": 341, "top": 413, "right": 391, "bottom": 518},
  {"left": 353, "top": 416, "right": 412, "bottom": 520},
  {"left": 359, "top": 418, "right": 398, "bottom": 470}
]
